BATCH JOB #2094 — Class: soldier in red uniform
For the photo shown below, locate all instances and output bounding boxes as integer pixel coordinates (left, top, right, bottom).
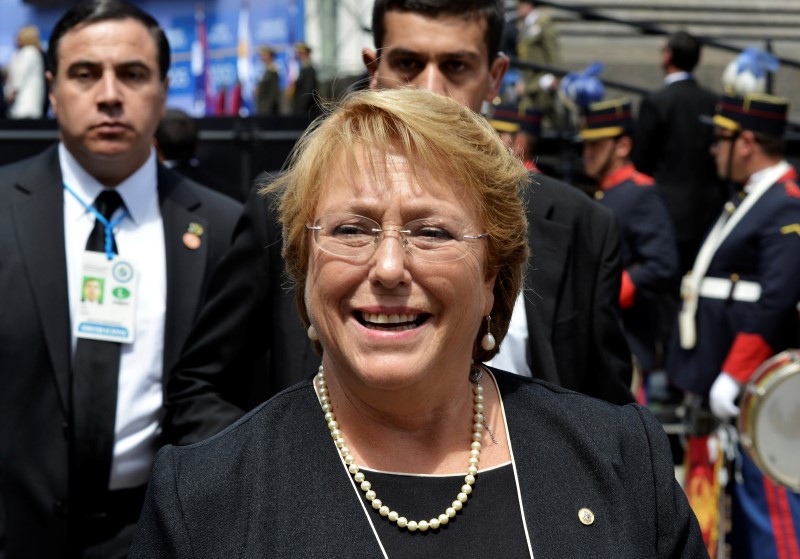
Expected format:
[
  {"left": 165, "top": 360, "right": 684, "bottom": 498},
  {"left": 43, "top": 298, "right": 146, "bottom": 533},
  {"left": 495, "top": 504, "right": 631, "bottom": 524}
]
[
  {"left": 668, "top": 93, "right": 800, "bottom": 558},
  {"left": 580, "top": 98, "right": 679, "bottom": 395}
]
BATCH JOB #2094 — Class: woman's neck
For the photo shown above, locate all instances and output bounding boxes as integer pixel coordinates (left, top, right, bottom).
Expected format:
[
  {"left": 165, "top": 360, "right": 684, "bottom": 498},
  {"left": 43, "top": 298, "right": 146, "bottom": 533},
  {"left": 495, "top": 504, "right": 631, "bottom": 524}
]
[{"left": 317, "top": 364, "right": 510, "bottom": 474}]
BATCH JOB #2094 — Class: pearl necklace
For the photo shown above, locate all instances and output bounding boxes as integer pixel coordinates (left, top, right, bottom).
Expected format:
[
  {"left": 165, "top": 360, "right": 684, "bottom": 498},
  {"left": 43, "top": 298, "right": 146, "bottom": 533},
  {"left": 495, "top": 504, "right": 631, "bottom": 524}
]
[{"left": 315, "top": 365, "right": 487, "bottom": 532}]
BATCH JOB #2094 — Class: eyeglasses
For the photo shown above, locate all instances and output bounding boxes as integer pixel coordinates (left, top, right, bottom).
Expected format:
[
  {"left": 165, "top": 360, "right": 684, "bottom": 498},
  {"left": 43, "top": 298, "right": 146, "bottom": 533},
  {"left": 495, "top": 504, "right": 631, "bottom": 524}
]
[{"left": 307, "top": 213, "right": 489, "bottom": 263}]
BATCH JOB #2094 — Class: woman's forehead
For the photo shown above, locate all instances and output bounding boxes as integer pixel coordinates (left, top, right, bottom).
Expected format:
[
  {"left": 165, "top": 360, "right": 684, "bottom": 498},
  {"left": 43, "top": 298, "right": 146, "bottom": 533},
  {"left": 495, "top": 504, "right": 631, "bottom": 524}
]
[{"left": 323, "top": 147, "right": 459, "bottom": 198}]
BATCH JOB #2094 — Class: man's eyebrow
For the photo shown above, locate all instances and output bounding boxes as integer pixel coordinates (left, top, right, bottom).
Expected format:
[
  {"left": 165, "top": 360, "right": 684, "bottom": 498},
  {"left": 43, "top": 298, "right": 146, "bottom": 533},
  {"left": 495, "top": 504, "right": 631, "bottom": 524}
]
[
  {"left": 66, "top": 60, "right": 101, "bottom": 70},
  {"left": 65, "top": 60, "right": 152, "bottom": 72},
  {"left": 384, "top": 47, "right": 481, "bottom": 60}
]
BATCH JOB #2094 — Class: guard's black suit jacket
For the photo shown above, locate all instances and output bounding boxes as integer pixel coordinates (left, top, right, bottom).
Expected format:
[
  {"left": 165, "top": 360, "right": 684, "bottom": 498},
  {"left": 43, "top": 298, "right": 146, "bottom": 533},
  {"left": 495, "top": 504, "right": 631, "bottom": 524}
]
[
  {"left": 0, "top": 145, "right": 241, "bottom": 558},
  {"left": 632, "top": 77, "right": 726, "bottom": 248},
  {"left": 164, "top": 173, "right": 633, "bottom": 446}
]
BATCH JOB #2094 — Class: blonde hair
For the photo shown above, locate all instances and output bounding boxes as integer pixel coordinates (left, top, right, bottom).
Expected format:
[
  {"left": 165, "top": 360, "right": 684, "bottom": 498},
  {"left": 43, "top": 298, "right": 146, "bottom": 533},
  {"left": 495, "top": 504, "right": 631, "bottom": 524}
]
[
  {"left": 17, "top": 26, "right": 41, "bottom": 48},
  {"left": 264, "top": 88, "right": 529, "bottom": 361}
]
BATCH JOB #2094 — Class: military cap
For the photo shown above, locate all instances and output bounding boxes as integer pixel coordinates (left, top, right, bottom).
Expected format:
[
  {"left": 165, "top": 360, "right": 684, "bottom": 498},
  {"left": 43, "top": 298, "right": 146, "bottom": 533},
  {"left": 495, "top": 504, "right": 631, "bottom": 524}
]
[
  {"left": 703, "top": 92, "right": 788, "bottom": 137},
  {"left": 579, "top": 98, "right": 633, "bottom": 140},
  {"left": 489, "top": 104, "right": 542, "bottom": 136}
]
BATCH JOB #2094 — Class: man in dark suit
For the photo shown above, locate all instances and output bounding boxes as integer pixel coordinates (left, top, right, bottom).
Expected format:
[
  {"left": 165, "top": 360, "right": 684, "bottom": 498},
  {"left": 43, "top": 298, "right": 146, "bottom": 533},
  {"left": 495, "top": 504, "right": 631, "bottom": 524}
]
[
  {"left": 0, "top": 2, "right": 241, "bottom": 557},
  {"left": 154, "top": 107, "right": 231, "bottom": 198},
  {"left": 255, "top": 46, "right": 281, "bottom": 116},
  {"left": 290, "top": 42, "right": 318, "bottom": 117},
  {"left": 632, "top": 30, "right": 726, "bottom": 275},
  {"left": 164, "top": 0, "right": 633, "bottom": 447}
]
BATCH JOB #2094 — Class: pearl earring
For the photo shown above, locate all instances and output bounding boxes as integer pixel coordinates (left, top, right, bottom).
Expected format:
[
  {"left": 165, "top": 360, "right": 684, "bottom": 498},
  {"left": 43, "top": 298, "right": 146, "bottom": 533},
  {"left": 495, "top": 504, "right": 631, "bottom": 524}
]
[
  {"left": 480, "top": 316, "right": 496, "bottom": 351},
  {"left": 307, "top": 324, "right": 319, "bottom": 341}
]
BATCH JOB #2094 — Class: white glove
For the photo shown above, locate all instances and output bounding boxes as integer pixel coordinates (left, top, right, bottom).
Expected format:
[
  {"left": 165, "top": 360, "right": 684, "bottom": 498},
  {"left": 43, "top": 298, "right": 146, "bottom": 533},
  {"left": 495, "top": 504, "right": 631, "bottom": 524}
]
[{"left": 709, "top": 372, "right": 741, "bottom": 420}]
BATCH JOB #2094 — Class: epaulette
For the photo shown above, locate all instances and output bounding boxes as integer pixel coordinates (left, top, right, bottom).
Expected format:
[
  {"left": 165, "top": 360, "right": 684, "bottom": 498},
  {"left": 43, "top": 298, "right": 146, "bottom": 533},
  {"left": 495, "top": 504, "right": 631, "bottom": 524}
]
[
  {"left": 632, "top": 171, "right": 655, "bottom": 187},
  {"left": 783, "top": 180, "right": 800, "bottom": 199}
]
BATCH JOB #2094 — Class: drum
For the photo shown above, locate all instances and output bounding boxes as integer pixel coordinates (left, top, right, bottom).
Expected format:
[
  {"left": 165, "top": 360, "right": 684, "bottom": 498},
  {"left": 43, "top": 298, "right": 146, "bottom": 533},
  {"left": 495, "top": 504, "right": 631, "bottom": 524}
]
[{"left": 738, "top": 349, "right": 800, "bottom": 491}]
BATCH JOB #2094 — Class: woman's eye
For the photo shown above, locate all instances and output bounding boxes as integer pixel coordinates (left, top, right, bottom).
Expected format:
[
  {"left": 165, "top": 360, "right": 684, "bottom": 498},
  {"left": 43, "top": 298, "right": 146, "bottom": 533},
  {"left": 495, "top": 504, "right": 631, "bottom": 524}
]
[
  {"left": 415, "top": 227, "right": 454, "bottom": 240},
  {"left": 332, "top": 224, "right": 369, "bottom": 236}
]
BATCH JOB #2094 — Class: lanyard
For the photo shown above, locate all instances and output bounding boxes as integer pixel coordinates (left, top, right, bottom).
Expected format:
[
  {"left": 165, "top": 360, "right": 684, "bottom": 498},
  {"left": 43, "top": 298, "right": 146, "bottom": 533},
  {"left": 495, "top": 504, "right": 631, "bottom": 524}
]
[{"left": 63, "top": 183, "right": 129, "bottom": 261}]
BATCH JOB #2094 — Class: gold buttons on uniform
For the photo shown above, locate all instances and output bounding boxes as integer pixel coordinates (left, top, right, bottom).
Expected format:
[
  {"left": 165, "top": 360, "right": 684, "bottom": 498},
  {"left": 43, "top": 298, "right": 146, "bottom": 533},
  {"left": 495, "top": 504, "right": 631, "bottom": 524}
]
[
  {"left": 730, "top": 273, "right": 740, "bottom": 282},
  {"left": 578, "top": 507, "right": 595, "bottom": 525},
  {"left": 594, "top": 191, "right": 604, "bottom": 201}
]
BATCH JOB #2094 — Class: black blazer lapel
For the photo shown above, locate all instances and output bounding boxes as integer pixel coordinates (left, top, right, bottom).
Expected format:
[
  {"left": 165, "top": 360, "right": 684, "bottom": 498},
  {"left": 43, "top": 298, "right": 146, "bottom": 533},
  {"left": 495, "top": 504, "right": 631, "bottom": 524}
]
[
  {"left": 524, "top": 177, "right": 570, "bottom": 384},
  {"left": 10, "top": 147, "right": 71, "bottom": 414},
  {"left": 158, "top": 168, "right": 209, "bottom": 378}
]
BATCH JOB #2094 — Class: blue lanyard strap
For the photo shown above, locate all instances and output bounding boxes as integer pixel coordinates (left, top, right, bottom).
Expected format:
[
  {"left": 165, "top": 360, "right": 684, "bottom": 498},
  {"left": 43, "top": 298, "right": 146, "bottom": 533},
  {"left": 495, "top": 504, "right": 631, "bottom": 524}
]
[{"left": 64, "top": 183, "right": 129, "bottom": 260}]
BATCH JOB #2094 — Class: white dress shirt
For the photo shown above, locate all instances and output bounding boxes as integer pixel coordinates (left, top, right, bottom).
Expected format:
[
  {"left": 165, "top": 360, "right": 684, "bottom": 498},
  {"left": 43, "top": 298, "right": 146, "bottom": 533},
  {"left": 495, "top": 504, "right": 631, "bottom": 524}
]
[
  {"left": 664, "top": 71, "right": 692, "bottom": 86},
  {"left": 62, "top": 143, "right": 166, "bottom": 489},
  {"left": 486, "top": 293, "right": 532, "bottom": 378}
]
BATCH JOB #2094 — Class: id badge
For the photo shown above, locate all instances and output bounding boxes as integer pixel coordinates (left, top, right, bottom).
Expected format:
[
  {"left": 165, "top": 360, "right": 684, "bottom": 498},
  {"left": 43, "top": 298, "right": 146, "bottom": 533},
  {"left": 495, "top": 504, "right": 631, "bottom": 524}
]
[{"left": 74, "top": 251, "right": 138, "bottom": 343}]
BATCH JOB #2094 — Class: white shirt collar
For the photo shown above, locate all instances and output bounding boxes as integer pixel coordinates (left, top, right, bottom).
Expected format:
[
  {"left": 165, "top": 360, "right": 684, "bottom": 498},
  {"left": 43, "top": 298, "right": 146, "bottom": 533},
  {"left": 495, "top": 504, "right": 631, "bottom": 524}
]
[
  {"left": 664, "top": 71, "right": 692, "bottom": 86},
  {"left": 744, "top": 160, "right": 788, "bottom": 193},
  {"left": 59, "top": 143, "right": 159, "bottom": 225}
]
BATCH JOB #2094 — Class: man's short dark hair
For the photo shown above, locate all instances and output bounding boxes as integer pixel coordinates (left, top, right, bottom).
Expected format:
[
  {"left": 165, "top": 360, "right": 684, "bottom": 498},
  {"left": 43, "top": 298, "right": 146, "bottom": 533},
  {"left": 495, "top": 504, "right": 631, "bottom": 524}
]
[
  {"left": 666, "top": 31, "right": 701, "bottom": 72},
  {"left": 46, "top": 0, "right": 170, "bottom": 81},
  {"left": 753, "top": 131, "right": 785, "bottom": 157},
  {"left": 371, "top": 0, "right": 505, "bottom": 66},
  {"left": 156, "top": 109, "right": 199, "bottom": 163}
]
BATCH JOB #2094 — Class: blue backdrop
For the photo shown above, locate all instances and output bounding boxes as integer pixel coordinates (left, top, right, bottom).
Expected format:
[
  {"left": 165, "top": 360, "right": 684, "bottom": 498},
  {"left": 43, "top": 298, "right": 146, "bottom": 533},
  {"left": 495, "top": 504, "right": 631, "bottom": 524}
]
[{"left": 0, "top": 0, "right": 305, "bottom": 116}]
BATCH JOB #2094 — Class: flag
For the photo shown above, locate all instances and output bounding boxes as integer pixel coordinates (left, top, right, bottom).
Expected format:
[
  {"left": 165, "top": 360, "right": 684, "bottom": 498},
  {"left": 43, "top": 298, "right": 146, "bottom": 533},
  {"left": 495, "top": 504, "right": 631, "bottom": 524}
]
[
  {"left": 684, "top": 433, "right": 727, "bottom": 558},
  {"left": 191, "top": 3, "right": 215, "bottom": 116},
  {"left": 215, "top": 86, "right": 227, "bottom": 116},
  {"left": 227, "top": 82, "right": 242, "bottom": 116},
  {"left": 236, "top": 0, "right": 254, "bottom": 116}
]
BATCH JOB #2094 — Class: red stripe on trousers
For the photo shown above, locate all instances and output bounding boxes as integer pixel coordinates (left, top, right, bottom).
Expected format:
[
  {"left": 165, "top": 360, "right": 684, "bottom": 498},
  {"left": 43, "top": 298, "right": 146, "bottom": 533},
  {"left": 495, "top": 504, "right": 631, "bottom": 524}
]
[{"left": 763, "top": 476, "right": 800, "bottom": 559}]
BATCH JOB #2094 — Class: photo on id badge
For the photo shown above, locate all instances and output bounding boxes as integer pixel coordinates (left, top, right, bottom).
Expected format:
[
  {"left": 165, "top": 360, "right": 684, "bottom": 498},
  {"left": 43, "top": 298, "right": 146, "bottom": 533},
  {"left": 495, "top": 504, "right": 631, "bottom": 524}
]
[{"left": 81, "top": 276, "right": 104, "bottom": 305}]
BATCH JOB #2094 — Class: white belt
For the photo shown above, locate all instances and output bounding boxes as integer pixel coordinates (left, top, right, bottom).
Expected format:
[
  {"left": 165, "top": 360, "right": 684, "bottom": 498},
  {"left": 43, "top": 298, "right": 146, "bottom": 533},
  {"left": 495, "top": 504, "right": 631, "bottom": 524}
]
[{"left": 698, "top": 277, "right": 762, "bottom": 302}]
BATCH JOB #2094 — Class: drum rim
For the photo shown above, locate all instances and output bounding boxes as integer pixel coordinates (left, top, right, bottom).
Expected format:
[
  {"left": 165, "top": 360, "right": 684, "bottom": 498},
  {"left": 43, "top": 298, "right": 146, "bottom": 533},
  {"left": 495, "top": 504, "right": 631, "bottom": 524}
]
[{"left": 738, "top": 349, "right": 800, "bottom": 492}]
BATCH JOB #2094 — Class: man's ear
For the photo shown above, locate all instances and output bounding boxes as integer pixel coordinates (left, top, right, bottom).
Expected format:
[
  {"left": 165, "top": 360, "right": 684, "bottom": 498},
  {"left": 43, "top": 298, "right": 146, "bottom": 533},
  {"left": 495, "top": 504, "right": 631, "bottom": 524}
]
[
  {"left": 616, "top": 135, "right": 633, "bottom": 160},
  {"left": 485, "top": 54, "right": 510, "bottom": 103},
  {"left": 362, "top": 47, "right": 380, "bottom": 85},
  {"left": 46, "top": 71, "right": 57, "bottom": 115},
  {"left": 738, "top": 130, "right": 757, "bottom": 157}
]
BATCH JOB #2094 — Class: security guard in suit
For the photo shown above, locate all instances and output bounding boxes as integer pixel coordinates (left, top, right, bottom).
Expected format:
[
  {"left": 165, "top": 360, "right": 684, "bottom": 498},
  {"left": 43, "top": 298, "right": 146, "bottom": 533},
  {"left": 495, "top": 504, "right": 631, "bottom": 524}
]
[
  {"left": 668, "top": 93, "right": 800, "bottom": 558},
  {"left": 579, "top": 98, "right": 679, "bottom": 391}
]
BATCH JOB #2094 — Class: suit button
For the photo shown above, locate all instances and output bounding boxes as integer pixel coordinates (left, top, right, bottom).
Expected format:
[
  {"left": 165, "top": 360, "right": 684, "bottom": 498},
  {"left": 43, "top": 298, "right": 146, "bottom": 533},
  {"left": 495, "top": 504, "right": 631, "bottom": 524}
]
[{"left": 53, "top": 500, "right": 68, "bottom": 518}]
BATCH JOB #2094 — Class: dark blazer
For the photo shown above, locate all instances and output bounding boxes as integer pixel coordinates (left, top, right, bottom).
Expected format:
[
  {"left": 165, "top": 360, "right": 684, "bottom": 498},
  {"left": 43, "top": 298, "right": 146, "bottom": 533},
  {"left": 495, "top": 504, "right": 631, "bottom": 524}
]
[
  {"left": 523, "top": 174, "right": 633, "bottom": 403},
  {"left": 632, "top": 78, "right": 726, "bottom": 250},
  {"left": 164, "top": 173, "right": 633, "bottom": 446},
  {"left": 0, "top": 145, "right": 241, "bottom": 558},
  {"left": 133, "top": 371, "right": 706, "bottom": 558}
]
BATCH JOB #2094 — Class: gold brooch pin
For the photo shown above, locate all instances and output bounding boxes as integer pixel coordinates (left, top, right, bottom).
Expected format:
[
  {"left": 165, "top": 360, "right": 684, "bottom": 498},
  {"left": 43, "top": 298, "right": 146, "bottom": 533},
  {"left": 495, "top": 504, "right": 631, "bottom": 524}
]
[{"left": 578, "top": 507, "right": 595, "bottom": 526}]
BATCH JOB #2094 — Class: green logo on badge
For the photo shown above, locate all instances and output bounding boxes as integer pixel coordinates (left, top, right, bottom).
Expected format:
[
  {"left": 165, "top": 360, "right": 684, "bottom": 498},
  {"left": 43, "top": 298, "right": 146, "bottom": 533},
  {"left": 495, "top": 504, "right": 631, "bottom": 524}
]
[{"left": 112, "top": 287, "right": 131, "bottom": 299}]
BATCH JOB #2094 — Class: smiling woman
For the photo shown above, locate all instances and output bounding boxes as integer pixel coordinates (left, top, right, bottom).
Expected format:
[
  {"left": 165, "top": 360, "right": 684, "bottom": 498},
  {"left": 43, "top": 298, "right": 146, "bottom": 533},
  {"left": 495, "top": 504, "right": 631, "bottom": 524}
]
[{"left": 130, "top": 88, "right": 707, "bottom": 558}]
